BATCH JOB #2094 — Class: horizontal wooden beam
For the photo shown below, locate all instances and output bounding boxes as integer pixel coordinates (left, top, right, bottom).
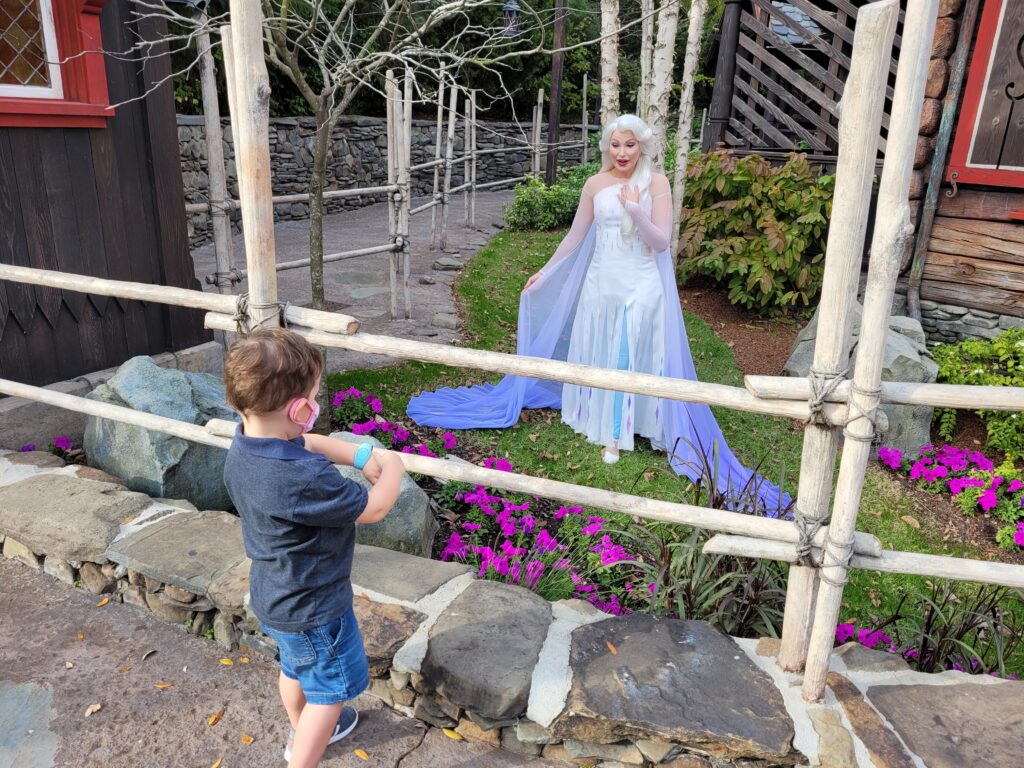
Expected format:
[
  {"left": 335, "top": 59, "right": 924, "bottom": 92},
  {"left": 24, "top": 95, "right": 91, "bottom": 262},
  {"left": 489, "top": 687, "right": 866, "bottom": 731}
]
[{"left": 704, "top": 534, "right": 1024, "bottom": 589}]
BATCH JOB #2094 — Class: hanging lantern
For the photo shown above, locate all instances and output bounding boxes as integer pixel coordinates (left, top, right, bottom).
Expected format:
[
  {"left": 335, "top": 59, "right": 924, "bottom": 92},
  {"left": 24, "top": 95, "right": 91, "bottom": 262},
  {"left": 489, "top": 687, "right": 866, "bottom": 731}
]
[{"left": 502, "top": 0, "right": 521, "bottom": 37}]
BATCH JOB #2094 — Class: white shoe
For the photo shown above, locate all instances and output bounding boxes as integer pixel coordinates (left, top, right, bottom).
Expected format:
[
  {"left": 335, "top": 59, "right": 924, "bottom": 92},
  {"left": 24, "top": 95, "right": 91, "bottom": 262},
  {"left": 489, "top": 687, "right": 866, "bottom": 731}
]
[{"left": 602, "top": 447, "right": 620, "bottom": 465}]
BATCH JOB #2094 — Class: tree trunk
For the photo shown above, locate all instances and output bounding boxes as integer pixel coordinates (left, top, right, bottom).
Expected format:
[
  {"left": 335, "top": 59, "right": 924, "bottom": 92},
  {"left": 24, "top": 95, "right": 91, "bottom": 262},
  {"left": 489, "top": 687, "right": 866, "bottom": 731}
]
[
  {"left": 648, "top": 0, "right": 679, "bottom": 168},
  {"left": 545, "top": 0, "right": 567, "bottom": 185},
  {"left": 671, "top": 0, "right": 710, "bottom": 262},
  {"left": 638, "top": 0, "right": 654, "bottom": 118},
  {"left": 309, "top": 102, "right": 331, "bottom": 312},
  {"left": 600, "top": 0, "right": 620, "bottom": 125}
]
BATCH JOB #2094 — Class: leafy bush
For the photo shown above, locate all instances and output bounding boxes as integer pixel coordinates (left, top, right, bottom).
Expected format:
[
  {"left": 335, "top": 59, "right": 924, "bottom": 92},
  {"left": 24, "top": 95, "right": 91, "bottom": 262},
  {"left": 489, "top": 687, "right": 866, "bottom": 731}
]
[
  {"left": 679, "top": 152, "right": 834, "bottom": 315},
  {"left": 503, "top": 167, "right": 597, "bottom": 231},
  {"left": 933, "top": 328, "right": 1024, "bottom": 459}
]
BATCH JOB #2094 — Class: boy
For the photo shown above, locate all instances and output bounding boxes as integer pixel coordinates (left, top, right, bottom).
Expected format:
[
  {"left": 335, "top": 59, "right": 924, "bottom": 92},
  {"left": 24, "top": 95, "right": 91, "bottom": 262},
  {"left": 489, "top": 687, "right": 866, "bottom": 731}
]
[{"left": 222, "top": 328, "right": 405, "bottom": 767}]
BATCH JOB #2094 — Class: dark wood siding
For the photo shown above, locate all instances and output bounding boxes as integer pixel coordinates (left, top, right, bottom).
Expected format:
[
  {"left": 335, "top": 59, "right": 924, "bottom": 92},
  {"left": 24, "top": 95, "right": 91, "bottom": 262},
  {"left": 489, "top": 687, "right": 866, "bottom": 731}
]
[{"left": 0, "top": 0, "right": 208, "bottom": 387}]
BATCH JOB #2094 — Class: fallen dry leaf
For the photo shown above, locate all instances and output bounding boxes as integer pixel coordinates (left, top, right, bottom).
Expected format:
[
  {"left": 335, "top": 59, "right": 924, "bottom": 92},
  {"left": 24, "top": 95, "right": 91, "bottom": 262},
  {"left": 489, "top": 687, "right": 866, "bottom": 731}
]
[
  {"left": 120, "top": 517, "right": 136, "bottom": 525},
  {"left": 354, "top": 748, "right": 370, "bottom": 760},
  {"left": 76, "top": 631, "right": 85, "bottom": 641},
  {"left": 527, "top": 433, "right": 538, "bottom": 443},
  {"left": 606, "top": 641, "right": 618, "bottom": 655},
  {"left": 901, "top": 515, "right": 921, "bottom": 529},
  {"left": 95, "top": 597, "right": 110, "bottom": 608},
  {"left": 154, "top": 681, "right": 173, "bottom": 690},
  {"left": 84, "top": 703, "right": 102, "bottom": 717},
  {"left": 207, "top": 708, "right": 225, "bottom": 727},
  {"left": 240, "top": 735, "right": 254, "bottom": 745},
  {"left": 360, "top": 593, "right": 370, "bottom": 602},
  {"left": 442, "top": 728, "right": 463, "bottom": 740},
  {"left": 118, "top": 666, "right": 132, "bottom": 673},
  {"left": 65, "top": 662, "right": 74, "bottom": 670},
  {"left": 239, "top": 657, "right": 250, "bottom": 664},
  {"left": 210, "top": 759, "right": 223, "bottom": 768},
  {"left": 218, "top": 658, "right": 234, "bottom": 666}
]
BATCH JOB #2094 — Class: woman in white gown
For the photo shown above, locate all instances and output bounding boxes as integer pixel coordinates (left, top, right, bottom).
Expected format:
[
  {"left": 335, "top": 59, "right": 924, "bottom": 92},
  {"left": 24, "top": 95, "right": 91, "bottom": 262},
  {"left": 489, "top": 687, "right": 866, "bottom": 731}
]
[
  {"left": 408, "top": 114, "right": 790, "bottom": 513},
  {"left": 523, "top": 114, "right": 673, "bottom": 464}
]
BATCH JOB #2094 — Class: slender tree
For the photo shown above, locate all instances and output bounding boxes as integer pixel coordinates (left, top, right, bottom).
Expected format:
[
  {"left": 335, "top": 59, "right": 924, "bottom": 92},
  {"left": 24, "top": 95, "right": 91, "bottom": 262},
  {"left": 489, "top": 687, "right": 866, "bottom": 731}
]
[
  {"left": 647, "top": 0, "right": 679, "bottom": 168},
  {"left": 600, "top": 0, "right": 620, "bottom": 123}
]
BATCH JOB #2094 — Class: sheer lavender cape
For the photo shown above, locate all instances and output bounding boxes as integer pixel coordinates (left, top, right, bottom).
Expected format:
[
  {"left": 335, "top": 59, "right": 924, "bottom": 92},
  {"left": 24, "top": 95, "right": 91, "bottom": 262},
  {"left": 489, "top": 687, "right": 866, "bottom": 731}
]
[{"left": 407, "top": 223, "right": 791, "bottom": 514}]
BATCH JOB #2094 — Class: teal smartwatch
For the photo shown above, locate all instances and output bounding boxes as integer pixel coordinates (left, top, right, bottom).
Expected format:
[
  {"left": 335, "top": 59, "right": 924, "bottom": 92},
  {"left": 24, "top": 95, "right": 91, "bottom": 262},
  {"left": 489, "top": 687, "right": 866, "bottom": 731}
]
[{"left": 353, "top": 442, "right": 374, "bottom": 470}]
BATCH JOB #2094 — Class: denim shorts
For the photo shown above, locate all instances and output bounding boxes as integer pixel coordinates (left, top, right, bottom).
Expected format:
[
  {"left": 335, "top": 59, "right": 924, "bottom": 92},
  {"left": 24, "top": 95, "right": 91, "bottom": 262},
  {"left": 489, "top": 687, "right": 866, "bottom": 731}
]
[{"left": 260, "top": 607, "right": 370, "bottom": 705}]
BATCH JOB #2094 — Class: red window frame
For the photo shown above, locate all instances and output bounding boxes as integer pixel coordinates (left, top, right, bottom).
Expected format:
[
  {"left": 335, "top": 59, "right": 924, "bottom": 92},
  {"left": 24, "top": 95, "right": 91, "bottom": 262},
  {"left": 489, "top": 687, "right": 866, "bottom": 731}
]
[
  {"left": 0, "top": 0, "right": 112, "bottom": 128},
  {"left": 946, "top": 0, "right": 1024, "bottom": 190}
]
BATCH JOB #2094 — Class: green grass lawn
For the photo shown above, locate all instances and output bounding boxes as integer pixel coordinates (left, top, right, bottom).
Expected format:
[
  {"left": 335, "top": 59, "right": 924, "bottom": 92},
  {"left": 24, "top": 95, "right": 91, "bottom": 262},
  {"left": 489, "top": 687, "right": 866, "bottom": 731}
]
[{"left": 327, "top": 228, "right": 1023, "bottom": 664}]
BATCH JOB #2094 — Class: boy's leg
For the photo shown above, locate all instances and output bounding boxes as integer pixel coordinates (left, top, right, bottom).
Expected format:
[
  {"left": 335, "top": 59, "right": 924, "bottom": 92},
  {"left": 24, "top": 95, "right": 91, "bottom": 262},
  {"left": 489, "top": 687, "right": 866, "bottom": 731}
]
[
  {"left": 279, "top": 672, "right": 306, "bottom": 729},
  {"left": 288, "top": 701, "right": 345, "bottom": 768}
]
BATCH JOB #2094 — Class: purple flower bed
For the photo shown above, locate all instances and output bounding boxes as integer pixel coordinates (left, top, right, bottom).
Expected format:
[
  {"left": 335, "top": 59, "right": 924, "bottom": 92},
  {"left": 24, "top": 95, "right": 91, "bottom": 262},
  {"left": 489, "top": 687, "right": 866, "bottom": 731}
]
[
  {"left": 877, "top": 444, "right": 1024, "bottom": 549},
  {"left": 332, "top": 387, "right": 455, "bottom": 458},
  {"left": 20, "top": 435, "right": 78, "bottom": 463}
]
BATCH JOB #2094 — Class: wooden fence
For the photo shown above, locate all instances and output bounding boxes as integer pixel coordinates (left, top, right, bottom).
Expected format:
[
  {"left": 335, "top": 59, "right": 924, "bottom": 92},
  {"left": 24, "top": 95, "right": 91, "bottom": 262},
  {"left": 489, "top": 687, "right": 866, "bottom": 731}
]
[{"left": 2, "top": 0, "right": 1023, "bottom": 705}]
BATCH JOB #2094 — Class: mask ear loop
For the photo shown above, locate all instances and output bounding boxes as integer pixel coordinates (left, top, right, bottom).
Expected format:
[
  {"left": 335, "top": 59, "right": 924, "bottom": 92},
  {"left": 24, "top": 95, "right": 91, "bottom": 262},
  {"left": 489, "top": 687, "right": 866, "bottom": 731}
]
[{"left": 288, "top": 398, "right": 312, "bottom": 425}]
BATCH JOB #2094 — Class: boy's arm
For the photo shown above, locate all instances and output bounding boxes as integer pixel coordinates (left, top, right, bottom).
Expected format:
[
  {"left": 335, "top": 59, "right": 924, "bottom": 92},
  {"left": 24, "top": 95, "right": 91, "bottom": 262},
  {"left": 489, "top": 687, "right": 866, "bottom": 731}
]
[
  {"left": 302, "top": 433, "right": 360, "bottom": 465},
  {"left": 357, "top": 451, "right": 405, "bottom": 524}
]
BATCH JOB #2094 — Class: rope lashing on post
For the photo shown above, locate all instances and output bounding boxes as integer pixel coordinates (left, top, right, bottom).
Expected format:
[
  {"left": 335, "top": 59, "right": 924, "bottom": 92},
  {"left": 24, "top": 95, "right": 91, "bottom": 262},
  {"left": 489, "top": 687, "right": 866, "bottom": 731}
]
[
  {"left": 843, "top": 382, "right": 885, "bottom": 442},
  {"left": 793, "top": 506, "right": 829, "bottom": 567},
  {"left": 233, "top": 293, "right": 292, "bottom": 336},
  {"left": 817, "top": 533, "right": 856, "bottom": 588},
  {"left": 805, "top": 367, "right": 848, "bottom": 426}
]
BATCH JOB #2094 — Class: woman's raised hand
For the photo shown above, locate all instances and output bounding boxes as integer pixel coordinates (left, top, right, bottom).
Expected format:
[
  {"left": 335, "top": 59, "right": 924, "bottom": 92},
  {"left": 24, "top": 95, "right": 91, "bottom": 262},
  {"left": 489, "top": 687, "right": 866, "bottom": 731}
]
[
  {"left": 522, "top": 272, "right": 542, "bottom": 293},
  {"left": 618, "top": 184, "right": 641, "bottom": 207}
]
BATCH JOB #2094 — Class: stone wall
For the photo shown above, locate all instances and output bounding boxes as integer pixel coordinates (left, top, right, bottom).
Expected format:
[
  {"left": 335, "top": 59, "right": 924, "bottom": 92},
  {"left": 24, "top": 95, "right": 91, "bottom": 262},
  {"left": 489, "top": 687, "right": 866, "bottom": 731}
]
[
  {"left": 891, "top": 291, "right": 1024, "bottom": 347},
  {"left": 179, "top": 115, "right": 589, "bottom": 247}
]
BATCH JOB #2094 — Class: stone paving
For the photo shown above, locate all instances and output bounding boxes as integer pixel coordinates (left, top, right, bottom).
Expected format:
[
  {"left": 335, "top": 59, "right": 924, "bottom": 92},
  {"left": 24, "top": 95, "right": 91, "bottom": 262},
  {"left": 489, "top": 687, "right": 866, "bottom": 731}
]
[{"left": 189, "top": 191, "right": 516, "bottom": 373}]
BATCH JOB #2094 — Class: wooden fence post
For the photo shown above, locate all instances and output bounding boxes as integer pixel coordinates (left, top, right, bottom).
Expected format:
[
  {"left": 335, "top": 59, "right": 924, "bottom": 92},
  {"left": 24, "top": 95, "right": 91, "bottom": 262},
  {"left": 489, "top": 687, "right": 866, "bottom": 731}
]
[
  {"left": 470, "top": 90, "right": 477, "bottom": 228},
  {"left": 801, "top": 0, "right": 939, "bottom": 703},
  {"left": 400, "top": 69, "right": 413, "bottom": 318},
  {"left": 775, "top": 0, "right": 900, "bottom": 674},
  {"left": 386, "top": 69, "right": 399, "bottom": 319},
  {"left": 430, "top": 66, "right": 446, "bottom": 250},
  {"left": 225, "top": 0, "right": 278, "bottom": 329},
  {"left": 197, "top": 13, "right": 234, "bottom": 294},
  {"left": 532, "top": 88, "right": 544, "bottom": 175},
  {"left": 463, "top": 89, "right": 471, "bottom": 226},
  {"left": 439, "top": 83, "right": 459, "bottom": 251},
  {"left": 703, "top": 0, "right": 741, "bottom": 151},
  {"left": 581, "top": 73, "right": 589, "bottom": 164}
]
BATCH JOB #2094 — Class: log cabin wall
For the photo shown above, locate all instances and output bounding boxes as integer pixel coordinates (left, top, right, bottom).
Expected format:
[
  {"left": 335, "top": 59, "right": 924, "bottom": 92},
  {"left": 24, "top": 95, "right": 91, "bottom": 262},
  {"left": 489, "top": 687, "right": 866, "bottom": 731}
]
[
  {"left": 905, "top": 0, "right": 1024, "bottom": 340},
  {"left": 0, "top": 0, "right": 208, "bottom": 388}
]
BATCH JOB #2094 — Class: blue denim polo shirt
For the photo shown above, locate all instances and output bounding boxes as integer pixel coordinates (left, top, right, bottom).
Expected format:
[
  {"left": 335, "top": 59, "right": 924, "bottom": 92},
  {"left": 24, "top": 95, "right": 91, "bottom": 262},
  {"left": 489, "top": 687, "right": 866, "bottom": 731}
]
[{"left": 223, "top": 427, "right": 368, "bottom": 632}]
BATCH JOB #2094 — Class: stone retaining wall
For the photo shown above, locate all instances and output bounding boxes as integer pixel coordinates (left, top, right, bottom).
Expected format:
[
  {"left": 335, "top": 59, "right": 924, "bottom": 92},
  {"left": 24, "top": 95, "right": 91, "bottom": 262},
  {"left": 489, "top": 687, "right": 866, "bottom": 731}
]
[
  {"left": 892, "top": 290, "right": 1024, "bottom": 347},
  {"left": 179, "top": 115, "right": 590, "bottom": 247},
  {"left": 2, "top": 448, "right": 1021, "bottom": 768}
]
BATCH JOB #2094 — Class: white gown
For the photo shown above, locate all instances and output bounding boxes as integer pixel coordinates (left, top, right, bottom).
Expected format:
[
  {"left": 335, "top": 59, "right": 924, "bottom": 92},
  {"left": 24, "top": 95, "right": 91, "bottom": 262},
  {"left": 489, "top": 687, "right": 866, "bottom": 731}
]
[{"left": 545, "top": 172, "right": 675, "bottom": 453}]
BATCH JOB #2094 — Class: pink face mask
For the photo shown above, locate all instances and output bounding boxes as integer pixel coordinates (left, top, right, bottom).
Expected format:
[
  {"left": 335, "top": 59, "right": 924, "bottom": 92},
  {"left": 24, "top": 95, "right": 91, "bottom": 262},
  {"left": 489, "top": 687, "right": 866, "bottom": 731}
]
[{"left": 288, "top": 397, "right": 320, "bottom": 433}]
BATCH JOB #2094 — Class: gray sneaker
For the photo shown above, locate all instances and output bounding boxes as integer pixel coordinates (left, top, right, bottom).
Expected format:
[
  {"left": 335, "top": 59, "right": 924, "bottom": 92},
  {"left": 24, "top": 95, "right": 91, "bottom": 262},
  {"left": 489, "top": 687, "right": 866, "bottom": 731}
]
[{"left": 283, "top": 707, "right": 359, "bottom": 762}]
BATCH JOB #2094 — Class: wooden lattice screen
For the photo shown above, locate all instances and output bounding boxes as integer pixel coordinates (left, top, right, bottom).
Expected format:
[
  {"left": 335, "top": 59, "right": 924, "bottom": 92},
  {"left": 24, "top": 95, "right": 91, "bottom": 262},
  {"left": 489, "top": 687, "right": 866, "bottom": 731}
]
[{"left": 708, "top": 0, "right": 903, "bottom": 157}]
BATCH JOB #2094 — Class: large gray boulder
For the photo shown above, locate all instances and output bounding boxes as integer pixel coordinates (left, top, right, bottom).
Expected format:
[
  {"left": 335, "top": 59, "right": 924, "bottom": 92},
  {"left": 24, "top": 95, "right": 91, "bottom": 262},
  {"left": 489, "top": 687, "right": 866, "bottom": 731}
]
[
  {"left": 84, "top": 357, "right": 239, "bottom": 510},
  {"left": 330, "top": 431, "right": 438, "bottom": 556},
  {"left": 784, "top": 303, "right": 938, "bottom": 455}
]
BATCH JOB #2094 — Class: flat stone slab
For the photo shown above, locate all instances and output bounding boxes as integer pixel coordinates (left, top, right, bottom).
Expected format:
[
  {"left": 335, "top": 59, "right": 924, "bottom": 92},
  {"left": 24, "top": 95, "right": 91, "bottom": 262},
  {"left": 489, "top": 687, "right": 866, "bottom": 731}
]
[
  {"left": 354, "top": 598, "right": 427, "bottom": 677},
  {"left": 551, "top": 616, "right": 794, "bottom": 760},
  {"left": 0, "top": 680, "right": 58, "bottom": 768},
  {"left": 420, "top": 580, "right": 552, "bottom": 721},
  {"left": 105, "top": 510, "right": 246, "bottom": 596},
  {"left": 206, "top": 557, "right": 251, "bottom": 615},
  {"left": 400, "top": 727, "right": 571, "bottom": 767},
  {"left": 827, "top": 672, "right": 915, "bottom": 768},
  {"left": 868, "top": 680, "right": 1024, "bottom": 768},
  {"left": 0, "top": 476, "right": 152, "bottom": 563},
  {"left": 835, "top": 642, "right": 909, "bottom": 673},
  {"left": 351, "top": 544, "right": 472, "bottom": 603}
]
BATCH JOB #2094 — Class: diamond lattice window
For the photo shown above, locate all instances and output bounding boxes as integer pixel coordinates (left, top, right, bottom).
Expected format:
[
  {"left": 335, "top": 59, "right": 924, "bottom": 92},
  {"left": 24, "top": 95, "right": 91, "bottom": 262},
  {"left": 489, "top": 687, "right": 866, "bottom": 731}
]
[{"left": 0, "top": 0, "right": 61, "bottom": 97}]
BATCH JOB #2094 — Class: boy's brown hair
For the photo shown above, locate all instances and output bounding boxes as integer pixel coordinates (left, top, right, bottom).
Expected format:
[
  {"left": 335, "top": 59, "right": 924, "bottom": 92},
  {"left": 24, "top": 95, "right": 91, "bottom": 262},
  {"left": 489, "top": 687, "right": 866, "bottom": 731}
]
[{"left": 224, "top": 328, "right": 324, "bottom": 415}]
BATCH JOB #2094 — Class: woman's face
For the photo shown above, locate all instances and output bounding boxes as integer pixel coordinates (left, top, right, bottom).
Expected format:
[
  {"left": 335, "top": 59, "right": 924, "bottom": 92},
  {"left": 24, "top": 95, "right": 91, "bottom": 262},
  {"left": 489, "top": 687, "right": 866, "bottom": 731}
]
[{"left": 608, "top": 130, "right": 641, "bottom": 175}]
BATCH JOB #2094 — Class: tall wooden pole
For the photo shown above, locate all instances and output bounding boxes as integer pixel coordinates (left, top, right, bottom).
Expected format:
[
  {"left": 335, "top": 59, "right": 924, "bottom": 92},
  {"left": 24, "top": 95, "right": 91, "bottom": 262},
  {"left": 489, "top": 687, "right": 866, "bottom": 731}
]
[
  {"left": 225, "top": 0, "right": 278, "bottom": 328},
  {"left": 703, "top": 0, "right": 741, "bottom": 151},
  {"left": 801, "top": 0, "right": 939, "bottom": 703},
  {"left": 532, "top": 88, "right": 544, "bottom": 175},
  {"left": 401, "top": 69, "right": 413, "bottom": 318},
  {"left": 469, "top": 90, "right": 478, "bottom": 227},
  {"left": 545, "top": 0, "right": 567, "bottom": 186},
  {"left": 430, "top": 66, "right": 446, "bottom": 250},
  {"left": 196, "top": 13, "right": 234, "bottom": 294},
  {"left": 775, "top": 0, "right": 899, "bottom": 674},
  {"left": 386, "top": 70, "right": 399, "bottom": 319},
  {"left": 581, "top": 73, "right": 589, "bottom": 164},
  {"left": 439, "top": 84, "right": 459, "bottom": 251}
]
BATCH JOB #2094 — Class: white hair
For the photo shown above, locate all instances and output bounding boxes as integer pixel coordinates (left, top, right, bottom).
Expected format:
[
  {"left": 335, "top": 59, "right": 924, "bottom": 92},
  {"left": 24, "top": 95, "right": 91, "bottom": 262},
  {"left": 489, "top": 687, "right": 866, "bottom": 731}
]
[{"left": 599, "top": 114, "right": 655, "bottom": 237}]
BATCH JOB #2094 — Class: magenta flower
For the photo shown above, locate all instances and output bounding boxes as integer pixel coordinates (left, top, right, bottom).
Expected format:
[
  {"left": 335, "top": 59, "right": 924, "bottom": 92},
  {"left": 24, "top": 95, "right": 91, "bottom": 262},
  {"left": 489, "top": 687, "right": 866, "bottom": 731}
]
[
  {"left": 19, "top": 443, "right": 35, "bottom": 452},
  {"left": 401, "top": 446, "right": 413, "bottom": 454},
  {"left": 369, "top": 398, "right": 383, "bottom": 414},
  {"left": 462, "top": 522, "right": 481, "bottom": 532},
  {"left": 53, "top": 436, "right": 72, "bottom": 451},
  {"left": 1014, "top": 523, "right": 1024, "bottom": 548},
  {"left": 346, "top": 386, "right": 363, "bottom": 398},
  {"left": 979, "top": 488, "right": 998, "bottom": 512},
  {"left": 520, "top": 515, "right": 536, "bottom": 534},
  {"left": 835, "top": 623, "right": 856, "bottom": 644},
  {"left": 524, "top": 560, "right": 545, "bottom": 589},
  {"left": 581, "top": 516, "right": 604, "bottom": 536},
  {"left": 553, "top": 505, "right": 583, "bottom": 519},
  {"left": 332, "top": 391, "right": 347, "bottom": 407},
  {"left": 534, "top": 529, "right": 559, "bottom": 552},
  {"left": 440, "top": 532, "right": 467, "bottom": 562},
  {"left": 393, "top": 428, "right": 410, "bottom": 443},
  {"left": 1009, "top": 480, "right": 1023, "bottom": 493},
  {"left": 877, "top": 445, "right": 902, "bottom": 470},
  {"left": 501, "top": 540, "right": 528, "bottom": 557},
  {"left": 484, "top": 457, "right": 513, "bottom": 472},
  {"left": 442, "top": 432, "right": 457, "bottom": 450},
  {"left": 647, "top": 582, "right": 657, "bottom": 596}
]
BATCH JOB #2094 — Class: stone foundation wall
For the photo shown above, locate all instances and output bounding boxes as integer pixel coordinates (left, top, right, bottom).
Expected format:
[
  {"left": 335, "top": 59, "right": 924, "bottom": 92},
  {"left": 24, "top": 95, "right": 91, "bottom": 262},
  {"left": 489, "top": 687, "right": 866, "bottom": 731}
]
[
  {"left": 892, "top": 290, "right": 1024, "bottom": 346},
  {"left": 179, "top": 115, "right": 590, "bottom": 247}
]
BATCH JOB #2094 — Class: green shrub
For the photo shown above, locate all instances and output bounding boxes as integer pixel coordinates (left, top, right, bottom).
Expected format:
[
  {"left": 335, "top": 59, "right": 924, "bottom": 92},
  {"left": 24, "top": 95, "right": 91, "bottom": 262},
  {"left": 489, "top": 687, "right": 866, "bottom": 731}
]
[
  {"left": 504, "top": 162, "right": 600, "bottom": 231},
  {"left": 934, "top": 328, "right": 1024, "bottom": 459},
  {"left": 679, "top": 151, "right": 834, "bottom": 315}
]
